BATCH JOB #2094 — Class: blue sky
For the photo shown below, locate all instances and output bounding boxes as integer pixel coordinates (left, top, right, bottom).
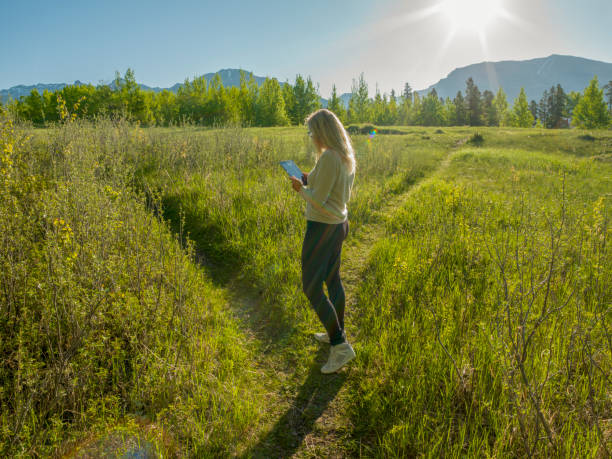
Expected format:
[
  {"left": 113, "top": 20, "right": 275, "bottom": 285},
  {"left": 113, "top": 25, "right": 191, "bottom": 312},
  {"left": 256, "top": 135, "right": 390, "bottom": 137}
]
[{"left": 2, "top": 0, "right": 611, "bottom": 95}]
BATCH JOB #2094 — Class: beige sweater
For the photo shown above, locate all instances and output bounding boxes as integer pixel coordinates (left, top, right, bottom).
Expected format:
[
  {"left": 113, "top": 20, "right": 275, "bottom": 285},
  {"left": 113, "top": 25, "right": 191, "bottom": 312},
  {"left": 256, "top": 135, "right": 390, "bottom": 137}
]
[{"left": 298, "top": 149, "right": 355, "bottom": 224}]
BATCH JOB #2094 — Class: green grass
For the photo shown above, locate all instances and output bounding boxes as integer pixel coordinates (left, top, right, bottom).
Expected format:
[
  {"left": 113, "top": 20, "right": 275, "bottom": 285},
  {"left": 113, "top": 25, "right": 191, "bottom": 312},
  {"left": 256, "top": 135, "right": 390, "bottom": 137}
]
[
  {"left": 0, "top": 118, "right": 265, "bottom": 457},
  {"left": 2, "top": 118, "right": 610, "bottom": 457},
  {"left": 348, "top": 132, "right": 611, "bottom": 457}
]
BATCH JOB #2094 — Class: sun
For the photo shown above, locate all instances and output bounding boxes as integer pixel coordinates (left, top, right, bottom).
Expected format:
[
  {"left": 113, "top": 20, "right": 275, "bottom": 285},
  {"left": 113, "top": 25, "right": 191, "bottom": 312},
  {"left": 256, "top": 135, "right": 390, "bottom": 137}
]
[{"left": 441, "top": 0, "right": 504, "bottom": 33}]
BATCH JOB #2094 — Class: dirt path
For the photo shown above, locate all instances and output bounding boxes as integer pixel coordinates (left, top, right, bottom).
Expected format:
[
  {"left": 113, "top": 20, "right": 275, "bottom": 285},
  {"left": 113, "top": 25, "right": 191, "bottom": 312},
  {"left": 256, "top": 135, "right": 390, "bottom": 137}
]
[
  {"left": 286, "top": 142, "right": 465, "bottom": 458},
  {"left": 223, "top": 141, "right": 466, "bottom": 458}
]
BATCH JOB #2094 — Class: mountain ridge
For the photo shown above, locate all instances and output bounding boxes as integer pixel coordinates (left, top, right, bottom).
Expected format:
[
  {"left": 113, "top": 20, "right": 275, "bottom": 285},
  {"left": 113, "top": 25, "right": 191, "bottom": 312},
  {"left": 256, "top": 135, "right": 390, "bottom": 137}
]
[
  {"left": 418, "top": 54, "right": 612, "bottom": 102},
  {"left": 2, "top": 55, "right": 612, "bottom": 107}
]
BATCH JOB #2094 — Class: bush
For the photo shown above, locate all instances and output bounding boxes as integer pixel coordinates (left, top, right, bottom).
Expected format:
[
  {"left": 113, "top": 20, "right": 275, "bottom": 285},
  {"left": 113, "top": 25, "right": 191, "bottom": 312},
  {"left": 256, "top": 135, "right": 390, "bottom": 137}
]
[{"left": 468, "top": 132, "right": 484, "bottom": 145}]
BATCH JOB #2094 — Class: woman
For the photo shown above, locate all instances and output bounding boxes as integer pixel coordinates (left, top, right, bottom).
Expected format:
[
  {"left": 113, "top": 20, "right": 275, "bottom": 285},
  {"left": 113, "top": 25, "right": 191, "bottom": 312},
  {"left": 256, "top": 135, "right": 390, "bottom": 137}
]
[{"left": 289, "top": 108, "right": 356, "bottom": 374}]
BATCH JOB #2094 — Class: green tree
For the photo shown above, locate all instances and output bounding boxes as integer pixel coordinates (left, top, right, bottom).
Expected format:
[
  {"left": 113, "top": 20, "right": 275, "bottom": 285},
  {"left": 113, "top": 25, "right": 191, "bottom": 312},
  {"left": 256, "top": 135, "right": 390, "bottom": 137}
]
[
  {"left": 282, "top": 80, "right": 295, "bottom": 123},
  {"left": 42, "top": 89, "right": 59, "bottom": 122},
  {"left": 112, "top": 68, "right": 153, "bottom": 124},
  {"left": 289, "top": 75, "right": 320, "bottom": 125},
  {"left": 573, "top": 76, "right": 611, "bottom": 128},
  {"left": 22, "top": 89, "right": 45, "bottom": 124},
  {"left": 411, "top": 92, "right": 421, "bottom": 125},
  {"left": 348, "top": 73, "right": 370, "bottom": 123},
  {"left": 327, "top": 84, "right": 346, "bottom": 123},
  {"left": 566, "top": 91, "right": 581, "bottom": 117},
  {"left": 256, "top": 78, "right": 289, "bottom": 126},
  {"left": 371, "top": 86, "right": 385, "bottom": 124},
  {"left": 153, "top": 90, "right": 178, "bottom": 126},
  {"left": 493, "top": 88, "right": 510, "bottom": 126},
  {"left": 417, "top": 89, "right": 445, "bottom": 126},
  {"left": 207, "top": 73, "right": 237, "bottom": 125},
  {"left": 385, "top": 89, "right": 399, "bottom": 125},
  {"left": 605, "top": 80, "right": 612, "bottom": 113},
  {"left": 511, "top": 87, "right": 534, "bottom": 128},
  {"left": 465, "top": 77, "right": 483, "bottom": 126},
  {"left": 398, "top": 83, "right": 413, "bottom": 125},
  {"left": 453, "top": 91, "right": 466, "bottom": 125},
  {"left": 529, "top": 99, "right": 538, "bottom": 122},
  {"left": 547, "top": 84, "right": 568, "bottom": 128},
  {"left": 238, "top": 71, "right": 258, "bottom": 126},
  {"left": 443, "top": 96, "right": 456, "bottom": 125},
  {"left": 177, "top": 75, "right": 208, "bottom": 124},
  {"left": 483, "top": 90, "right": 498, "bottom": 126},
  {"left": 538, "top": 89, "right": 549, "bottom": 127}
]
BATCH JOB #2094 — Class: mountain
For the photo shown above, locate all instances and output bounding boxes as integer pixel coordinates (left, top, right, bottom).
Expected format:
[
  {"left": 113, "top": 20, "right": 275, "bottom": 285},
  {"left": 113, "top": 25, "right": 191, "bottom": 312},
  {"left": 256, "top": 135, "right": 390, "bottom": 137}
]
[
  {"left": 418, "top": 54, "right": 612, "bottom": 103},
  {"left": 0, "top": 69, "right": 271, "bottom": 104},
  {"left": 0, "top": 81, "right": 87, "bottom": 103},
  {"left": 4, "top": 55, "right": 611, "bottom": 107},
  {"left": 320, "top": 92, "right": 352, "bottom": 109}
]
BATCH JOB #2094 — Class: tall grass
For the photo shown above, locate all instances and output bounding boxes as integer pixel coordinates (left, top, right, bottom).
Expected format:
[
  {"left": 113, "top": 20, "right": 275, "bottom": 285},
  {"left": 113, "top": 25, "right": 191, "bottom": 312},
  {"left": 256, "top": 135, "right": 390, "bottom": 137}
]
[
  {"left": 132, "top": 126, "right": 462, "bottom": 338},
  {"left": 0, "top": 115, "right": 264, "bottom": 457},
  {"left": 2, "top": 117, "right": 609, "bottom": 457},
  {"left": 347, "top": 141, "right": 611, "bottom": 456}
]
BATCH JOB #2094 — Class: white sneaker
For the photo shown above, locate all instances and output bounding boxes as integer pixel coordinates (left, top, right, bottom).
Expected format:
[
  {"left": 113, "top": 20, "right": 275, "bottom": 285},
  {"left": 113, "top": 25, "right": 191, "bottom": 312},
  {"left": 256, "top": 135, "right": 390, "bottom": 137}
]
[
  {"left": 321, "top": 342, "right": 356, "bottom": 374},
  {"left": 314, "top": 332, "right": 330, "bottom": 344}
]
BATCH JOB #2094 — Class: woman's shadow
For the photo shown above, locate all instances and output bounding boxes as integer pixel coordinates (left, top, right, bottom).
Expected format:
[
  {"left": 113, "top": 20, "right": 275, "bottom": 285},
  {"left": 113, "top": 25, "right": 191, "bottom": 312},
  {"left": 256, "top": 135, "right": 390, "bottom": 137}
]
[{"left": 240, "top": 345, "right": 348, "bottom": 459}]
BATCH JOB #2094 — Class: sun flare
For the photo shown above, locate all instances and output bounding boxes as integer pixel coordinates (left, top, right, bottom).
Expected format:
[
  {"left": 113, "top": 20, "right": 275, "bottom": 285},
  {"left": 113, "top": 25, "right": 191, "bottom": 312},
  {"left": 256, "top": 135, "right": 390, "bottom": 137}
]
[{"left": 441, "top": 0, "right": 504, "bottom": 32}]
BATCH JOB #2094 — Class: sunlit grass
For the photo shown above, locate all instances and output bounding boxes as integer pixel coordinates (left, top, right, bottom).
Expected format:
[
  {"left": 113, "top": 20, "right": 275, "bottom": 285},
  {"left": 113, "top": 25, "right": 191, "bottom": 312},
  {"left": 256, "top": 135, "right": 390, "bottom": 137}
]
[{"left": 2, "top": 119, "right": 610, "bottom": 457}]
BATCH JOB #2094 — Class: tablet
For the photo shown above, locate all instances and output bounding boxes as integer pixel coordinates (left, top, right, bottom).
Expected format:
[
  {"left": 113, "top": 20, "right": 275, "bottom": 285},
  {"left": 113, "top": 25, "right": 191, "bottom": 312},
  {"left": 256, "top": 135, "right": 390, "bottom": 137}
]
[{"left": 279, "top": 160, "right": 303, "bottom": 179}]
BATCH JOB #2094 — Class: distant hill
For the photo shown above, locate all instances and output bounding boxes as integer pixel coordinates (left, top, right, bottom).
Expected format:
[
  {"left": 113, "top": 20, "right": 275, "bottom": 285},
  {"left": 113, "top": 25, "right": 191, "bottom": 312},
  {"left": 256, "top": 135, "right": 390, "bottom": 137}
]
[
  {"left": 0, "top": 69, "right": 271, "bottom": 104},
  {"left": 320, "top": 93, "right": 352, "bottom": 109},
  {"left": 418, "top": 54, "right": 612, "bottom": 102}
]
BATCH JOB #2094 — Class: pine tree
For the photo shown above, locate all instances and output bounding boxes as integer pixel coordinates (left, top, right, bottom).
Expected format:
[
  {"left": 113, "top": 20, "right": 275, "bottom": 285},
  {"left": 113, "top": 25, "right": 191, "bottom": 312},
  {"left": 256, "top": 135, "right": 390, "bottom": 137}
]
[
  {"left": 327, "top": 84, "right": 346, "bottom": 122},
  {"left": 348, "top": 73, "right": 370, "bottom": 123},
  {"left": 482, "top": 90, "right": 497, "bottom": 126},
  {"left": 529, "top": 100, "right": 538, "bottom": 122},
  {"left": 289, "top": 75, "right": 320, "bottom": 125},
  {"left": 548, "top": 84, "right": 567, "bottom": 128},
  {"left": 372, "top": 85, "right": 385, "bottom": 124},
  {"left": 465, "top": 77, "right": 483, "bottom": 126},
  {"left": 453, "top": 91, "right": 466, "bottom": 125},
  {"left": 398, "top": 83, "right": 413, "bottom": 125},
  {"left": 573, "top": 76, "right": 610, "bottom": 129},
  {"left": 603, "top": 80, "right": 612, "bottom": 114},
  {"left": 538, "top": 89, "right": 549, "bottom": 127},
  {"left": 386, "top": 89, "right": 398, "bottom": 125},
  {"left": 511, "top": 88, "right": 534, "bottom": 128},
  {"left": 402, "top": 82, "right": 412, "bottom": 101}
]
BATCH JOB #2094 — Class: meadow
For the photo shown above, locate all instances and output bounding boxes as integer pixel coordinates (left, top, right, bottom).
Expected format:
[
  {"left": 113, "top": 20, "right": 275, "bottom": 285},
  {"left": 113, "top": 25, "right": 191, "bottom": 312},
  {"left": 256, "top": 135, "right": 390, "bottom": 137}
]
[{"left": 0, "top": 113, "right": 610, "bottom": 457}]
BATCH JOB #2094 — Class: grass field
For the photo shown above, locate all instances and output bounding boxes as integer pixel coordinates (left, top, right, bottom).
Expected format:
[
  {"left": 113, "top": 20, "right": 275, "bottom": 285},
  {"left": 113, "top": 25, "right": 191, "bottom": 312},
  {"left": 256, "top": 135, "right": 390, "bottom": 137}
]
[{"left": 1, "top": 116, "right": 610, "bottom": 457}]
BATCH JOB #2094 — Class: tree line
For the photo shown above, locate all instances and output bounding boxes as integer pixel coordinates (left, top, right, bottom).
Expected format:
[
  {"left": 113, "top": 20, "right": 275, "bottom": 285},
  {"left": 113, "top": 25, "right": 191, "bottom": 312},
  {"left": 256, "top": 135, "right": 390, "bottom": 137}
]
[{"left": 3, "top": 69, "right": 612, "bottom": 129}]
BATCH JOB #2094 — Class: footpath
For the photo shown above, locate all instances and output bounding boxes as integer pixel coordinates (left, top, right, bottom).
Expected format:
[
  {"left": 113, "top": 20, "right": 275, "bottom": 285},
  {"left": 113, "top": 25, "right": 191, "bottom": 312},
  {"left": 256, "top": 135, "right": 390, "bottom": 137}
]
[{"left": 233, "top": 142, "right": 464, "bottom": 458}]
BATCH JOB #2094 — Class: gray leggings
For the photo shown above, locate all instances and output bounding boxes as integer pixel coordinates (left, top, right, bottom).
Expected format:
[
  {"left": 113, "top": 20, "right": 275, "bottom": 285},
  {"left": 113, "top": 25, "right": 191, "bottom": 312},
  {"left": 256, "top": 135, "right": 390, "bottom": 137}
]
[{"left": 301, "top": 219, "right": 349, "bottom": 346}]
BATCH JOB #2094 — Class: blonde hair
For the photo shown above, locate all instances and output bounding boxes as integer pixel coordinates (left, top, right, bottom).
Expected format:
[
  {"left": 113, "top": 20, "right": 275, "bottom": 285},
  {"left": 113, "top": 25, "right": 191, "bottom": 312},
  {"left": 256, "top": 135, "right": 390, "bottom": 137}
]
[{"left": 306, "top": 109, "right": 356, "bottom": 174}]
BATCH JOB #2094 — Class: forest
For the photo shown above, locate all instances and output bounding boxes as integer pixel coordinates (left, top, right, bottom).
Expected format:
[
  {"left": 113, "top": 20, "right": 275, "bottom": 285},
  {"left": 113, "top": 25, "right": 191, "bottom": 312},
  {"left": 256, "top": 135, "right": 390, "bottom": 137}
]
[{"left": 3, "top": 69, "right": 612, "bottom": 129}]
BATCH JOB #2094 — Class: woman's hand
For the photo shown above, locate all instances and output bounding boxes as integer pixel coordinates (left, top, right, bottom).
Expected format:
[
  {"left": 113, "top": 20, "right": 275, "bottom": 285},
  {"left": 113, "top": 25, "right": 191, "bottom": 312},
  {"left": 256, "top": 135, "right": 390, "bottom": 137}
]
[{"left": 289, "top": 175, "right": 303, "bottom": 192}]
